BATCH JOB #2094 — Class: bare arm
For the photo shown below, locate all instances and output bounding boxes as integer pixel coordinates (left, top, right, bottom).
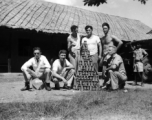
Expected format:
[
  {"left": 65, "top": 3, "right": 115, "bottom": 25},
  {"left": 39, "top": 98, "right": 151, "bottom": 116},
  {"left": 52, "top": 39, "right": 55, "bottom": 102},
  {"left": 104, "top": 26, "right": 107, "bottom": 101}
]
[
  {"left": 133, "top": 51, "right": 135, "bottom": 69},
  {"left": 112, "top": 35, "right": 123, "bottom": 52},
  {"left": 98, "top": 42, "right": 102, "bottom": 59},
  {"left": 142, "top": 49, "right": 148, "bottom": 61},
  {"left": 52, "top": 71, "right": 64, "bottom": 80},
  {"left": 102, "top": 64, "right": 116, "bottom": 77},
  {"left": 52, "top": 71, "right": 67, "bottom": 83},
  {"left": 67, "top": 37, "right": 72, "bottom": 51},
  {"left": 106, "top": 64, "right": 117, "bottom": 71},
  {"left": 65, "top": 60, "right": 75, "bottom": 70},
  {"left": 65, "top": 65, "right": 75, "bottom": 70},
  {"left": 142, "top": 54, "right": 148, "bottom": 61},
  {"left": 130, "top": 42, "right": 135, "bottom": 51}
]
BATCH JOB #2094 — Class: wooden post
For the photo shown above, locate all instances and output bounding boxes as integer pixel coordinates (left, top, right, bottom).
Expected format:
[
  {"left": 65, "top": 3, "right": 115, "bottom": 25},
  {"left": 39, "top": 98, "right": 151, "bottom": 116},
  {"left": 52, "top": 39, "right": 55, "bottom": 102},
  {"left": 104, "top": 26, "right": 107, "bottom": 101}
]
[
  {"left": 8, "top": 29, "right": 12, "bottom": 73},
  {"left": 8, "top": 59, "right": 11, "bottom": 72}
]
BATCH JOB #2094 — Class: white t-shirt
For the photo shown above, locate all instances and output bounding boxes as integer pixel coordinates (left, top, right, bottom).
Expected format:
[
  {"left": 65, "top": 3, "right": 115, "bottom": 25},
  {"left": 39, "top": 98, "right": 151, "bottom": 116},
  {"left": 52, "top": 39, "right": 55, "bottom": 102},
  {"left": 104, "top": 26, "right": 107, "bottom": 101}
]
[
  {"left": 67, "top": 34, "right": 81, "bottom": 52},
  {"left": 52, "top": 59, "right": 72, "bottom": 74},
  {"left": 82, "top": 35, "right": 100, "bottom": 55}
]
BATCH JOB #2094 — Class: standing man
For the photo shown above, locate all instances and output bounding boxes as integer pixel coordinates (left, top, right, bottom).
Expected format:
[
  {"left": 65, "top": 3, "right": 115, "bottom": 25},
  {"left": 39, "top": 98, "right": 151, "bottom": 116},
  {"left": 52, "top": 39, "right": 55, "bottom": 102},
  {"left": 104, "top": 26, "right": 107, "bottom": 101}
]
[
  {"left": 21, "top": 47, "right": 52, "bottom": 91},
  {"left": 101, "top": 46, "right": 127, "bottom": 90},
  {"left": 52, "top": 50, "right": 75, "bottom": 90},
  {"left": 82, "top": 25, "right": 102, "bottom": 71},
  {"left": 67, "top": 25, "right": 81, "bottom": 71},
  {"left": 100, "top": 22, "right": 123, "bottom": 66},
  {"left": 132, "top": 43, "right": 148, "bottom": 86}
]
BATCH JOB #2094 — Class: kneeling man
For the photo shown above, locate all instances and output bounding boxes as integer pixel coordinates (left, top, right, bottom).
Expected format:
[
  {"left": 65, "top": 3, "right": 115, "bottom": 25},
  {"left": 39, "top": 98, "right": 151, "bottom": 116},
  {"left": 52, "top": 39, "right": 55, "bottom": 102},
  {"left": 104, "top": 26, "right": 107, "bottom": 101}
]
[
  {"left": 21, "top": 47, "right": 52, "bottom": 91},
  {"left": 102, "top": 46, "right": 127, "bottom": 90},
  {"left": 52, "top": 50, "right": 75, "bottom": 90}
]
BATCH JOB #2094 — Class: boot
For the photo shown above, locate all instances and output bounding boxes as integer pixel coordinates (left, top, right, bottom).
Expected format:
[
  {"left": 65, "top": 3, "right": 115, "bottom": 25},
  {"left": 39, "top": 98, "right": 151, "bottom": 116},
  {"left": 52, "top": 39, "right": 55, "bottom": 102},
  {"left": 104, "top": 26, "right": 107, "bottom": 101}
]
[
  {"left": 141, "top": 78, "right": 144, "bottom": 87},
  {"left": 63, "top": 84, "right": 71, "bottom": 90},
  {"left": 45, "top": 83, "right": 52, "bottom": 91},
  {"left": 54, "top": 81, "right": 60, "bottom": 90},
  {"left": 21, "top": 82, "right": 30, "bottom": 91},
  {"left": 141, "top": 81, "right": 144, "bottom": 87},
  {"left": 119, "top": 82, "right": 125, "bottom": 89}
]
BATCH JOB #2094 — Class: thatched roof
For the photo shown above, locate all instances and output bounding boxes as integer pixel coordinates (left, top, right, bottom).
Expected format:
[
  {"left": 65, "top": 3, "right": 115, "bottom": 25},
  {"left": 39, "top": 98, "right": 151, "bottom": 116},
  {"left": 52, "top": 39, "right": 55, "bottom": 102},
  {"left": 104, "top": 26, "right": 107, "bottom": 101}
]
[
  {"left": 147, "top": 30, "right": 152, "bottom": 34},
  {"left": 0, "top": 0, "right": 152, "bottom": 41}
]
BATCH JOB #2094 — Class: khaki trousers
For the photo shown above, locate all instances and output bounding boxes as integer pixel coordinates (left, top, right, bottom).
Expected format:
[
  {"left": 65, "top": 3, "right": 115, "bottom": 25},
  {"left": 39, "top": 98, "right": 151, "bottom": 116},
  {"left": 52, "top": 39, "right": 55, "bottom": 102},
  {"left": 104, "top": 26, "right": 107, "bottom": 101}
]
[
  {"left": 107, "top": 70, "right": 127, "bottom": 90},
  {"left": 53, "top": 69, "right": 75, "bottom": 87}
]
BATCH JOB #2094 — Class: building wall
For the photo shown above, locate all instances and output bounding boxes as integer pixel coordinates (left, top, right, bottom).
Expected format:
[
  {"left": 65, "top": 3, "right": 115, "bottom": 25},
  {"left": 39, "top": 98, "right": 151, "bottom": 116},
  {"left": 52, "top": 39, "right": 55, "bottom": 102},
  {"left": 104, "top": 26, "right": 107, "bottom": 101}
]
[
  {"left": 0, "top": 27, "right": 69, "bottom": 72},
  {"left": 0, "top": 27, "right": 10, "bottom": 72},
  {"left": 2, "top": 27, "right": 151, "bottom": 82}
]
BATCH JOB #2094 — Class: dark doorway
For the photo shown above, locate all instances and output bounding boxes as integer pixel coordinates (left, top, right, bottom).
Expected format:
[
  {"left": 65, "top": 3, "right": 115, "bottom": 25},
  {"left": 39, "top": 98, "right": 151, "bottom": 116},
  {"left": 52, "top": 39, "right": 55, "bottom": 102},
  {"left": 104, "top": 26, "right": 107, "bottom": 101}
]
[{"left": 0, "top": 26, "right": 69, "bottom": 72}]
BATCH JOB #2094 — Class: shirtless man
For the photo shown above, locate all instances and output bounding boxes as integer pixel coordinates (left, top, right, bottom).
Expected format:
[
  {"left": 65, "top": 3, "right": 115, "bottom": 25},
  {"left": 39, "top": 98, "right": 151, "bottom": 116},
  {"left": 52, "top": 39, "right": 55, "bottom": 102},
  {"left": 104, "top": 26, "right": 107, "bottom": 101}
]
[{"left": 100, "top": 22, "right": 123, "bottom": 66}]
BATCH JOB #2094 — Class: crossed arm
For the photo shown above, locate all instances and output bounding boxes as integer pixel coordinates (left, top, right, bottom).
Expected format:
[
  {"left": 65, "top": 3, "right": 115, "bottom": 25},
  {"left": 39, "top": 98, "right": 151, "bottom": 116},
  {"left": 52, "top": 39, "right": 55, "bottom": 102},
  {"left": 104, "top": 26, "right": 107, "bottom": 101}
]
[{"left": 52, "top": 61, "right": 75, "bottom": 83}]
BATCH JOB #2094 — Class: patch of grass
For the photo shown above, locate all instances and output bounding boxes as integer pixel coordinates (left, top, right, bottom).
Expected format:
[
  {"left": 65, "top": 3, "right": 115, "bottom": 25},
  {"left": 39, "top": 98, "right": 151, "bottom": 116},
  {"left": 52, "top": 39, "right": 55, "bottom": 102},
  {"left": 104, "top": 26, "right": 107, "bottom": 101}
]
[
  {"left": 62, "top": 89, "right": 152, "bottom": 119},
  {"left": 1, "top": 89, "right": 152, "bottom": 120},
  {"left": 0, "top": 100, "right": 69, "bottom": 120}
]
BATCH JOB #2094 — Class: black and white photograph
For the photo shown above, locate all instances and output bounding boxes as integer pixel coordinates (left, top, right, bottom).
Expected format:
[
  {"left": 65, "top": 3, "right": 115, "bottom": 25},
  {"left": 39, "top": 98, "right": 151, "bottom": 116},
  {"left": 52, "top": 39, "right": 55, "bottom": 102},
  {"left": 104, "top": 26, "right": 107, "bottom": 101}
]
[{"left": 0, "top": 0, "right": 152, "bottom": 119}]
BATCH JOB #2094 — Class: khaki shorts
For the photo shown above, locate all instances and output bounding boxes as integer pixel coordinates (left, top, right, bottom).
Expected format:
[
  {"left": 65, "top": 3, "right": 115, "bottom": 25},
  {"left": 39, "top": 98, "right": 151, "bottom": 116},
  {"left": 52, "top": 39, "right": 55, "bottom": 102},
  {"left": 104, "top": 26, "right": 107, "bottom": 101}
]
[{"left": 134, "top": 62, "right": 143, "bottom": 72}]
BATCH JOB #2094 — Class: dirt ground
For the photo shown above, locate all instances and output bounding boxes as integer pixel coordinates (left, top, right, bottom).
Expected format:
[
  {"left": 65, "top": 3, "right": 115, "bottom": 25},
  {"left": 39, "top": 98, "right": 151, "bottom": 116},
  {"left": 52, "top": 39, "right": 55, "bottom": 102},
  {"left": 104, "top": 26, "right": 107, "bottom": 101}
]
[{"left": 0, "top": 73, "right": 152, "bottom": 103}]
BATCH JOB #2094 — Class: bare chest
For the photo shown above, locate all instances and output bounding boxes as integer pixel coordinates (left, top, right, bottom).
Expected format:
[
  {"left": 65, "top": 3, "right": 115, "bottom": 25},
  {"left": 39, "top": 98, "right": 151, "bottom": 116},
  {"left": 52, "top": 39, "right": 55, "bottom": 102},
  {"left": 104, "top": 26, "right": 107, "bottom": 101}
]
[
  {"left": 102, "top": 37, "right": 114, "bottom": 48},
  {"left": 102, "top": 36, "right": 112, "bottom": 44}
]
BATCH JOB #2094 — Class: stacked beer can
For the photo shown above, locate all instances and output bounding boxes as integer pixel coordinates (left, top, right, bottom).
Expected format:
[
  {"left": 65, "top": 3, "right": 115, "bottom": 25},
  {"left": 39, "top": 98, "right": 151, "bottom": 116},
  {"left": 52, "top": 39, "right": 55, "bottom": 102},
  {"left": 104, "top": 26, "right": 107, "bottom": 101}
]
[{"left": 73, "top": 41, "right": 100, "bottom": 91}]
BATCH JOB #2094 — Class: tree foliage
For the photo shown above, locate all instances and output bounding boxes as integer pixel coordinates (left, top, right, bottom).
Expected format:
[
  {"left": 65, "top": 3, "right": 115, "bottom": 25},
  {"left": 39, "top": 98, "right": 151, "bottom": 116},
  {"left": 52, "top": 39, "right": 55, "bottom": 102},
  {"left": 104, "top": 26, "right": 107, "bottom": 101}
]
[{"left": 83, "top": 0, "right": 148, "bottom": 6}]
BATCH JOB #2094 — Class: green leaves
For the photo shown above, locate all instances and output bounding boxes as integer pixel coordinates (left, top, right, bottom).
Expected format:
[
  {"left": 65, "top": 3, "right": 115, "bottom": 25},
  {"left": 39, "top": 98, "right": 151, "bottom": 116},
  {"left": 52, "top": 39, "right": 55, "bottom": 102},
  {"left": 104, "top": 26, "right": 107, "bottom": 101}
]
[
  {"left": 83, "top": 0, "right": 107, "bottom": 6},
  {"left": 83, "top": 0, "right": 147, "bottom": 6},
  {"left": 138, "top": 0, "right": 147, "bottom": 4}
]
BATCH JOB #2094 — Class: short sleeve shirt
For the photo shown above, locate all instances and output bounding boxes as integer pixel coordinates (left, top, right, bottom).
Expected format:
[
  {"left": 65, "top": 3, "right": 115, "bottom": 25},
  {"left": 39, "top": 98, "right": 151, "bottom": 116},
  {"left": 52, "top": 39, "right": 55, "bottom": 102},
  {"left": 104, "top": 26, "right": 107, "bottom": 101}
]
[
  {"left": 82, "top": 35, "right": 100, "bottom": 55},
  {"left": 133, "top": 48, "right": 147, "bottom": 61},
  {"left": 109, "top": 54, "right": 126, "bottom": 75},
  {"left": 52, "top": 59, "right": 72, "bottom": 74}
]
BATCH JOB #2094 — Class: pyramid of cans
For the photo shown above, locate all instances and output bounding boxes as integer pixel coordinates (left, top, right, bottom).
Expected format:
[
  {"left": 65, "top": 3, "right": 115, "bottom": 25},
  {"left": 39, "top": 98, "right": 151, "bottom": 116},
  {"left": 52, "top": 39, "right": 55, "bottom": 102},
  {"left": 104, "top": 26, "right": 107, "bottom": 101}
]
[{"left": 74, "top": 41, "right": 100, "bottom": 91}]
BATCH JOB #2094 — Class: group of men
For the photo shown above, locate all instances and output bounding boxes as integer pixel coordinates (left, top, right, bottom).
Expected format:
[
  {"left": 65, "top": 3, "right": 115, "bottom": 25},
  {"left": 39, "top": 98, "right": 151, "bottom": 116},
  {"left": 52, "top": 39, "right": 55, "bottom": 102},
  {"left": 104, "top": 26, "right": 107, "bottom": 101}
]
[
  {"left": 21, "top": 48, "right": 75, "bottom": 91},
  {"left": 21, "top": 22, "right": 148, "bottom": 91}
]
